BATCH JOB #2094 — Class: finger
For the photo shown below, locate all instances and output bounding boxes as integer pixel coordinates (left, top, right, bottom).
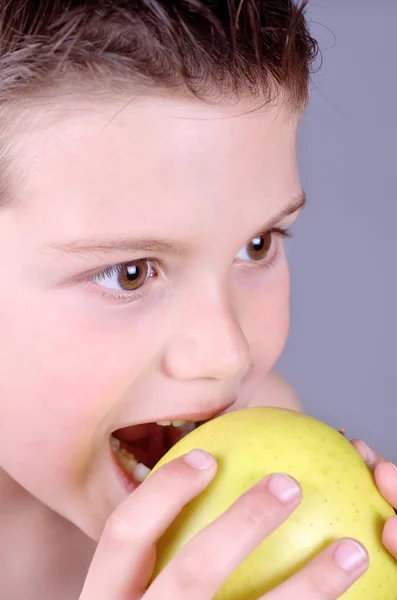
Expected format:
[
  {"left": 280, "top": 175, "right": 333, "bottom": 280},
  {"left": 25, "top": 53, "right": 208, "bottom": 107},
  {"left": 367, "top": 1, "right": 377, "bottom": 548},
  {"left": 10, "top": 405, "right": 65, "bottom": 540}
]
[
  {"left": 350, "top": 439, "right": 384, "bottom": 470},
  {"left": 79, "top": 449, "right": 217, "bottom": 600},
  {"left": 350, "top": 440, "right": 397, "bottom": 510},
  {"left": 146, "top": 473, "right": 302, "bottom": 600},
  {"left": 382, "top": 514, "right": 397, "bottom": 558},
  {"left": 373, "top": 461, "right": 397, "bottom": 510},
  {"left": 263, "top": 538, "right": 368, "bottom": 600}
]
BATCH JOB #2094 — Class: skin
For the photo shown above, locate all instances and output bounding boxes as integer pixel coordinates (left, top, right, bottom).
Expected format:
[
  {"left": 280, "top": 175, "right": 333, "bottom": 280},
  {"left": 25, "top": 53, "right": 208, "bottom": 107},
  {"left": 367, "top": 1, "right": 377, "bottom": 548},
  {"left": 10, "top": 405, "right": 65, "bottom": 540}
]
[{"left": 0, "top": 92, "right": 395, "bottom": 599}]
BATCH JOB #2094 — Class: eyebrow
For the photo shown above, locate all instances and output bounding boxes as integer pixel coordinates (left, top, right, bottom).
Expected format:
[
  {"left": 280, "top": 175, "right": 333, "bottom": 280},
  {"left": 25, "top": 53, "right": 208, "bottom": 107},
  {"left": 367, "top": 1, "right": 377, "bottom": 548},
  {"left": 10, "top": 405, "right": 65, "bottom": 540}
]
[{"left": 46, "top": 191, "right": 306, "bottom": 257}]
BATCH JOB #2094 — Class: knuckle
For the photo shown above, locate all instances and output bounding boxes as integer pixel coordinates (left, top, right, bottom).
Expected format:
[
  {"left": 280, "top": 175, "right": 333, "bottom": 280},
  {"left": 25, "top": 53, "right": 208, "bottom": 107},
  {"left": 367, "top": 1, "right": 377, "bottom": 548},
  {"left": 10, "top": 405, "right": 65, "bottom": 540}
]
[
  {"left": 303, "top": 567, "right": 341, "bottom": 599},
  {"left": 176, "top": 548, "right": 222, "bottom": 591},
  {"left": 236, "top": 490, "right": 273, "bottom": 528},
  {"left": 103, "top": 512, "right": 136, "bottom": 549},
  {"left": 155, "top": 458, "right": 186, "bottom": 483}
]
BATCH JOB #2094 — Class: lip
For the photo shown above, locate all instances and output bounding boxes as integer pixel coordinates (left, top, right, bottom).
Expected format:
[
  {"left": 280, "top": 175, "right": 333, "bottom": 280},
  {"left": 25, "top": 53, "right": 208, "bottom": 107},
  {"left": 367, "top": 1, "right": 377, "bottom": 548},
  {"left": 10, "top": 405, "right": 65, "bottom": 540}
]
[{"left": 111, "top": 399, "right": 236, "bottom": 439}]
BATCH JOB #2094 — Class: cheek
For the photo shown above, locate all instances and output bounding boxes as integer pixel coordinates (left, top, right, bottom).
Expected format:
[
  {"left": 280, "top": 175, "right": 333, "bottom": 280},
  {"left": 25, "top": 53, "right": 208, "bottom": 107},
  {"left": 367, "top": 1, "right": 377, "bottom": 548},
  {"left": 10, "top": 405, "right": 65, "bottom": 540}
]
[
  {"left": 240, "top": 257, "right": 290, "bottom": 371},
  {"left": 0, "top": 290, "right": 151, "bottom": 480},
  {"left": 0, "top": 279, "right": 165, "bottom": 530}
]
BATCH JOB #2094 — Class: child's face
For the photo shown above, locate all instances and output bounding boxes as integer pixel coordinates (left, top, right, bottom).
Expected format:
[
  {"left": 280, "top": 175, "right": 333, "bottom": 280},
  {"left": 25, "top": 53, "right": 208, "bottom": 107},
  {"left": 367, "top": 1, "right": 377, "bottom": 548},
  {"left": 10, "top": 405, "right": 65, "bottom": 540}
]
[{"left": 0, "top": 94, "right": 303, "bottom": 539}]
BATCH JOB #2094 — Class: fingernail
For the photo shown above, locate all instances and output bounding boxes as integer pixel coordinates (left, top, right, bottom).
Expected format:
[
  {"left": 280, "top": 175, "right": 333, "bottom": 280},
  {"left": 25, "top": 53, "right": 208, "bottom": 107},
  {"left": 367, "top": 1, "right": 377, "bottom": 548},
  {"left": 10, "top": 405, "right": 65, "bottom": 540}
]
[
  {"left": 334, "top": 540, "right": 368, "bottom": 573},
  {"left": 267, "top": 473, "right": 301, "bottom": 503},
  {"left": 362, "top": 442, "right": 377, "bottom": 467},
  {"left": 183, "top": 449, "right": 216, "bottom": 470}
]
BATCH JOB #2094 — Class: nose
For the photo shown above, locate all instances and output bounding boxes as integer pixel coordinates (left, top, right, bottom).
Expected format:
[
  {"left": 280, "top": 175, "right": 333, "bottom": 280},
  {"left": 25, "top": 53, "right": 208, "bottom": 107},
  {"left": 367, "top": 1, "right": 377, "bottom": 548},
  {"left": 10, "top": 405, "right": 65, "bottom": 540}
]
[{"left": 162, "top": 286, "right": 250, "bottom": 382}]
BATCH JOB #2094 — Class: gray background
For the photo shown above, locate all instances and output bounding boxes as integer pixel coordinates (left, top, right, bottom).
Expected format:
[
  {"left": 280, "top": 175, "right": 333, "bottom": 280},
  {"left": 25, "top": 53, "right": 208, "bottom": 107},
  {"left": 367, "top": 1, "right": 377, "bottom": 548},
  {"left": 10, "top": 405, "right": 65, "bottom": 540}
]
[{"left": 278, "top": 0, "right": 397, "bottom": 460}]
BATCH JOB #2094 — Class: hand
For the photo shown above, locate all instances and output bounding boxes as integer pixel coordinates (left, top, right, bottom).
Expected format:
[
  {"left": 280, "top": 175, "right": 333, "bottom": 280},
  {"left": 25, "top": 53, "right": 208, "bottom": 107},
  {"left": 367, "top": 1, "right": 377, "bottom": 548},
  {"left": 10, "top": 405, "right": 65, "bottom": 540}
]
[
  {"left": 80, "top": 449, "right": 368, "bottom": 600},
  {"left": 351, "top": 438, "right": 397, "bottom": 559}
]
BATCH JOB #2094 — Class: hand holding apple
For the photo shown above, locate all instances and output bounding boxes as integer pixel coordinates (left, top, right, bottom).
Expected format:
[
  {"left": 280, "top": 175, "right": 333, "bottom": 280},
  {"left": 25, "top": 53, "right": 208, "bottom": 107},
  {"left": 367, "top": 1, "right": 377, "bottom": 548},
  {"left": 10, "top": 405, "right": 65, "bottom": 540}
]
[{"left": 151, "top": 407, "right": 397, "bottom": 599}]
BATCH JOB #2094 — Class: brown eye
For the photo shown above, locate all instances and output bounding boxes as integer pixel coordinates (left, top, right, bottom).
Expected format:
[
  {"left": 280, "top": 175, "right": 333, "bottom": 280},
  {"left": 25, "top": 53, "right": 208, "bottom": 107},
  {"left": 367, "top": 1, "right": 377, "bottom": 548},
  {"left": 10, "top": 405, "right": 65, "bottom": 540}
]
[
  {"left": 246, "top": 232, "right": 272, "bottom": 260},
  {"left": 92, "top": 259, "right": 155, "bottom": 293},
  {"left": 117, "top": 260, "right": 149, "bottom": 290}
]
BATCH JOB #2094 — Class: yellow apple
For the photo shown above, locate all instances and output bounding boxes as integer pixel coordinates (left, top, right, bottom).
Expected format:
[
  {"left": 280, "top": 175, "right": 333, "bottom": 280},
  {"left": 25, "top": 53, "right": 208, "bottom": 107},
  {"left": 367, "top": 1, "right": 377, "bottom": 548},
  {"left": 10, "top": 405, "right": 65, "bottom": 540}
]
[{"left": 151, "top": 407, "right": 397, "bottom": 599}]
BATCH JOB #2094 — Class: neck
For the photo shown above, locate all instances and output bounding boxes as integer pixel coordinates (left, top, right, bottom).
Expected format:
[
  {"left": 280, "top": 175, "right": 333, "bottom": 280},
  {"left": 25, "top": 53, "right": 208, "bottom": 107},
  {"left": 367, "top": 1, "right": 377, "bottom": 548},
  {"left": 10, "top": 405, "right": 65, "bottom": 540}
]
[{"left": 0, "top": 468, "right": 95, "bottom": 600}]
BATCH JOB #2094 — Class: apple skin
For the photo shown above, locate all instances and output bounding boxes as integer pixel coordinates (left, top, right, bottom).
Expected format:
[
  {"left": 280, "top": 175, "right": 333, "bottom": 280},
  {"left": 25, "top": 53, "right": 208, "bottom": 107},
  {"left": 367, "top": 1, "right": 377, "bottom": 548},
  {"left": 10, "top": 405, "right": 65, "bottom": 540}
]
[{"left": 151, "top": 407, "right": 397, "bottom": 599}]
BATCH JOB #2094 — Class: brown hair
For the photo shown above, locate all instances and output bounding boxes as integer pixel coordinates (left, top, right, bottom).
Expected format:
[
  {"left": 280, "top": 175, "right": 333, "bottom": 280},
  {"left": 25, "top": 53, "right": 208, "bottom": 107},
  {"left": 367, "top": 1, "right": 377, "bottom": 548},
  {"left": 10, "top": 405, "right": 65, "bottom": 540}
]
[{"left": 0, "top": 0, "right": 317, "bottom": 108}]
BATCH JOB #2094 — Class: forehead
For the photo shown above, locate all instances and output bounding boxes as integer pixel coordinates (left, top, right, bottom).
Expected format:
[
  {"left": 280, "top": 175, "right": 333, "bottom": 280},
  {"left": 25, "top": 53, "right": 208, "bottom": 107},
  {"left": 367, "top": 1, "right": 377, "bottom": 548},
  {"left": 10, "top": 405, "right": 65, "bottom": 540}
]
[{"left": 5, "top": 95, "right": 301, "bottom": 241}]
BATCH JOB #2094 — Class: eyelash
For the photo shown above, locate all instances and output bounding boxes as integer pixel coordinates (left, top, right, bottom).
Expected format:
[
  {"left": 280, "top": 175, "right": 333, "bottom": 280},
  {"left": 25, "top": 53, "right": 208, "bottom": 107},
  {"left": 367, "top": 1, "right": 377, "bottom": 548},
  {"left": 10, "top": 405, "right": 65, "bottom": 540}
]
[
  {"left": 84, "top": 227, "right": 293, "bottom": 303},
  {"left": 252, "top": 227, "right": 293, "bottom": 271},
  {"left": 83, "top": 263, "right": 158, "bottom": 303}
]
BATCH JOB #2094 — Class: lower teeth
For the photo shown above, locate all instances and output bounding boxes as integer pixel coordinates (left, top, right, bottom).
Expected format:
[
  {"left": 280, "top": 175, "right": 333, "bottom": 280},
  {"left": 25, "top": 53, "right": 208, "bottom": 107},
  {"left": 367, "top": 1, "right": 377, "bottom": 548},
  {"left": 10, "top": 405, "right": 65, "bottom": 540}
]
[
  {"left": 134, "top": 462, "right": 151, "bottom": 482},
  {"left": 112, "top": 442, "right": 151, "bottom": 483}
]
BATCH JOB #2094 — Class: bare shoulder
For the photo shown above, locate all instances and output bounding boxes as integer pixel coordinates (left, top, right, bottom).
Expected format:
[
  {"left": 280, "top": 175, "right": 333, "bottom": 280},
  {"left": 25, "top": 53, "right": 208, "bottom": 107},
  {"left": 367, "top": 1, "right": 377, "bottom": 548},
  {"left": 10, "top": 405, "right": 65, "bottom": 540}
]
[{"left": 261, "top": 370, "right": 303, "bottom": 412}]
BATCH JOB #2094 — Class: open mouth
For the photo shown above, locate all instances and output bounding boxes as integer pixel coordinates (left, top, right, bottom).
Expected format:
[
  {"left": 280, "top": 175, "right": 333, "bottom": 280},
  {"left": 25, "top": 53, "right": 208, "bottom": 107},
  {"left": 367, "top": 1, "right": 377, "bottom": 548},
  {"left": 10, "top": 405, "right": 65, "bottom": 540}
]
[{"left": 110, "top": 420, "right": 200, "bottom": 485}]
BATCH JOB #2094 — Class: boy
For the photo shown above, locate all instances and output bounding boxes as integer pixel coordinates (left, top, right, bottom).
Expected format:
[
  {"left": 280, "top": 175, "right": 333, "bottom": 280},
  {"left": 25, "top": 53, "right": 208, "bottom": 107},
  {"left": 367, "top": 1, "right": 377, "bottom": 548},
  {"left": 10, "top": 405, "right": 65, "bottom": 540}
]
[{"left": 0, "top": 1, "right": 396, "bottom": 598}]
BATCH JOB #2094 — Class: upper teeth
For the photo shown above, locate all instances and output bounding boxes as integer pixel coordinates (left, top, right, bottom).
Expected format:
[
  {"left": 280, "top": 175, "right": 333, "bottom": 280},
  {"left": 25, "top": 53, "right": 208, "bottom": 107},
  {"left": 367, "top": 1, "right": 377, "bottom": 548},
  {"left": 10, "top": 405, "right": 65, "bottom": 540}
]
[{"left": 156, "top": 419, "right": 187, "bottom": 427}]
